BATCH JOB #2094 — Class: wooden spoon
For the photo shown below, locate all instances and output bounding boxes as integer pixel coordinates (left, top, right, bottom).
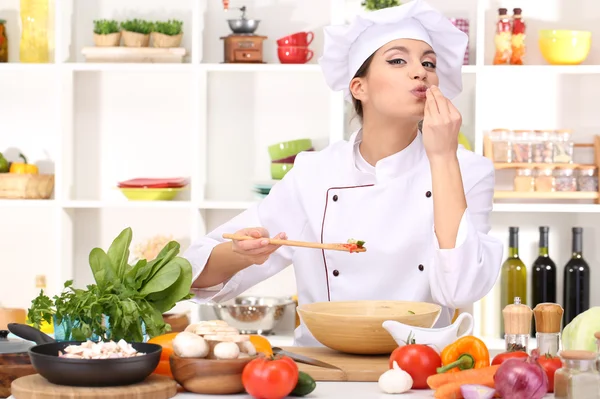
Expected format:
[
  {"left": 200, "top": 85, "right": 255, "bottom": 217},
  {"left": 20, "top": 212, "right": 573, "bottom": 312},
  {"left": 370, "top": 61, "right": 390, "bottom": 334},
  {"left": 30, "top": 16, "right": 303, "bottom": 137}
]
[{"left": 222, "top": 234, "right": 366, "bottom": 253}]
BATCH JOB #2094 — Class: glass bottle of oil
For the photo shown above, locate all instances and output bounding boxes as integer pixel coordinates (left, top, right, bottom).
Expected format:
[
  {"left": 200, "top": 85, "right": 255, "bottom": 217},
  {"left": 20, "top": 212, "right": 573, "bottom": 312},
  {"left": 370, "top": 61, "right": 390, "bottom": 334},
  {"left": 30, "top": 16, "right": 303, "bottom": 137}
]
[
  {"left": 19, "top": 0, "right": 49, "bottom": 63},
  {"left": 500, "top": 226, "right": 527, "bottom": 338}
]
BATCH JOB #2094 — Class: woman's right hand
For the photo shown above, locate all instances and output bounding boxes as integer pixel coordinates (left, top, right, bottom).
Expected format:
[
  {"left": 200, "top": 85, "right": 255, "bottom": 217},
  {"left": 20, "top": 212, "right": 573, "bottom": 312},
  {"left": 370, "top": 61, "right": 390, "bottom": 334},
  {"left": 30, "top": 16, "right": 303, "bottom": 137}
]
[{"left": 231, "top": 227, "right": 287, "bottom": 265}]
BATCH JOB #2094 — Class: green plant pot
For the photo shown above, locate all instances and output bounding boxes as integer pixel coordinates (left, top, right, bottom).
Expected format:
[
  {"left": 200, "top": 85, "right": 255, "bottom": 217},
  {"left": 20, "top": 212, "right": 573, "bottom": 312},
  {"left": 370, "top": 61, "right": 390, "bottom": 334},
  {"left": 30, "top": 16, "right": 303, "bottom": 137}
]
[{"left": 268, "top": 139, "right": 312, "bottom": 160}]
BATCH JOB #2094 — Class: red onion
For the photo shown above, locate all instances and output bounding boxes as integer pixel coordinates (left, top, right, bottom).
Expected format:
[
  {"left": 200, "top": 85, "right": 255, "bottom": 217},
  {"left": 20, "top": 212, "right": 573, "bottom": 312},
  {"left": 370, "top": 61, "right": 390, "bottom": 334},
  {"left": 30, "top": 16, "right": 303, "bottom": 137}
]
[
  {"left": 494, "top": 349, "right": 548, "bottom": 399},
  {"left": 460, "top": 384, "right": 496, "bottom": 399}
]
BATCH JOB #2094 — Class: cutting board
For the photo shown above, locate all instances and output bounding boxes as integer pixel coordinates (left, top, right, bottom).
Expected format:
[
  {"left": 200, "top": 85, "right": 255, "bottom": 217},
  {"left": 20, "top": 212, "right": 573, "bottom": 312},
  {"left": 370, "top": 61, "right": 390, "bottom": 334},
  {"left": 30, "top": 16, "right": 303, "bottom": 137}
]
[
  {"left": 11, "top": 374, "right": 178, "bottom": 399},
  {"left": 279, "top": 346, "right": 389, "bottom": 382}
]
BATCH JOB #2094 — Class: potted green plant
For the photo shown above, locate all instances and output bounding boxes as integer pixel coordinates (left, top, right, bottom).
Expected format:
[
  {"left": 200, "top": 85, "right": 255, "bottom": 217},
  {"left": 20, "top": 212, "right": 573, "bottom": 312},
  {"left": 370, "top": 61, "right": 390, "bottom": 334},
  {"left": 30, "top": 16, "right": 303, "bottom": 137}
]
[
  {"left": 93, "top": 19, "right": 121, "bottom": 47},
  {"left": 120, "top": 19, "right": 153, "bottom": 47},
  {"left": 361, "top": 0, "right": 401, "bottom": 11},
  {"left": 152, "top": 19, "right": 184, "bottom": 48}
]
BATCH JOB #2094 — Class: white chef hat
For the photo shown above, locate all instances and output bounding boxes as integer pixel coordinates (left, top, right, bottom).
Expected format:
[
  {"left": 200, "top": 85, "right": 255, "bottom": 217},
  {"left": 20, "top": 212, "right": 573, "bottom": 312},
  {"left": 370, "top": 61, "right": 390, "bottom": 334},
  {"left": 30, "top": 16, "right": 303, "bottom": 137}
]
[{"left": 318, "top": 0, "right": 468, "bottom": 102}]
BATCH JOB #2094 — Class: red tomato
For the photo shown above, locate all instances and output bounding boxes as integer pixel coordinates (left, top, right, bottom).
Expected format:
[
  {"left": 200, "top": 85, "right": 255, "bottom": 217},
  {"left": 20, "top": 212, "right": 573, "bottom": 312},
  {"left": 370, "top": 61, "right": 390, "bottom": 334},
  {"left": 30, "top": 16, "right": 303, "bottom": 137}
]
[
  {"left": 538, "top": 354, "right": 562, "bottom": 393},
  {"left": 389, "top": 344, "right": 442, "bottom": 389},
  {"left": 491, "top": 351, "right": 529, "bottom": 365},
  {"left": 242, "top": 355, "right": 299, "bottom": 399}
]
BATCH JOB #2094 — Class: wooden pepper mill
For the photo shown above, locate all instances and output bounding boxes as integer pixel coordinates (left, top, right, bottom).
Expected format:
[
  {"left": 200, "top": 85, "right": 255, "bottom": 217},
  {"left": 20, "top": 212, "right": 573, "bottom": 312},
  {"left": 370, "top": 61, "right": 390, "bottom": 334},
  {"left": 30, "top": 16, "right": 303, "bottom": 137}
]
[
  {"left": 502, "top": 296, "right": 533, "bottom": 352},
  {"left": 533, "top": 303, "right": 563, "bottom": 356}
]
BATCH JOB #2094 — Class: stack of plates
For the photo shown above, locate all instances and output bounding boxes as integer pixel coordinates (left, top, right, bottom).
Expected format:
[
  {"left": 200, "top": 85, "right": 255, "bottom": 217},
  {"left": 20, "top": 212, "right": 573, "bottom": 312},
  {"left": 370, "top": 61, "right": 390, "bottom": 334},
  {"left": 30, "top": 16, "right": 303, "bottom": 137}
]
[
  {"left": 252, "top": 181, "right": 274, "bottom": 200},
  {"left": 117, "top": 177, "right": 190, "bottom": 201}
]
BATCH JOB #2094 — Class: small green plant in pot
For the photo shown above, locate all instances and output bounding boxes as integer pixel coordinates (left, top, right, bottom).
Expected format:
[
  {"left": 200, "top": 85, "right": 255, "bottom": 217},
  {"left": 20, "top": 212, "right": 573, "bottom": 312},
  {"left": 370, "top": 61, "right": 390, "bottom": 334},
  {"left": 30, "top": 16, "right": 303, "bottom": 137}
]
[
  {"left": 152, "top": 20, "right": 184, "bottom": 48},
  {"left": 93, "top": 19, "right": 121, "bottom": 47},
  {"left": 120, "top": 19, "right": 153, "bottom": 47},
  {"left": 361, "top": 0, "right": 401, "bottom": 11}
]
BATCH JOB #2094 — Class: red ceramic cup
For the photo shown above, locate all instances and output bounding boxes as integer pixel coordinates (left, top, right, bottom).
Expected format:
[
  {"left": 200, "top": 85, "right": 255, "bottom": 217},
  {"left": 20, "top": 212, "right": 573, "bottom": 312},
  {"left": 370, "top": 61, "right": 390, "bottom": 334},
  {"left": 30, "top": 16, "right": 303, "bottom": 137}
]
[
  {"left": 277, "top": 46, "right": 314, "bottom": 64},
  {"left": 277, "top": 31, "right": 314, "bottom": 47}
]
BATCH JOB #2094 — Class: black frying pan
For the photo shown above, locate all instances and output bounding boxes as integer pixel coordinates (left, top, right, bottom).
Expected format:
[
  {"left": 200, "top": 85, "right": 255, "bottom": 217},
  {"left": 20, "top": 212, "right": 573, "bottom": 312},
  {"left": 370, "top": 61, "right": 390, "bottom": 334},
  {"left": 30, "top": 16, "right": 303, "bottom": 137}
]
[{"left": 7, "top": 323, "right": 162, "bottom": 387}]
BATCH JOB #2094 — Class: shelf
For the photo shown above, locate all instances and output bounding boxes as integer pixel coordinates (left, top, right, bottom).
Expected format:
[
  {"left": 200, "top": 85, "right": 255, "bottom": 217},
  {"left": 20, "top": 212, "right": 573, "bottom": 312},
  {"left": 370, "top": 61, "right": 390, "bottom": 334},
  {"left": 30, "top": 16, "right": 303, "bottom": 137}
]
[
  {"left": 67, "top": 63, "right": 194, "bottom": 72},
  {"left": 481, "top": 65, "right": 600, "bottom": 74},
  {"left": 0, "top": 199, "right": 56, "bottom": 207},
  {"left": 63, "top": 200, "right": 193, "bottom": 209},
  {"left": 493, "top": 203, "right": 600, "bottom": 213},
  {"left": 202, "top": 63, "right": 322, "bottom": 72},
  {"left": 494, "top": 162, "right": 595, "bottom": 170},
  {"left": 494, "top": 191, "right": 599, "bottom": 200},
  {"left": 199, "top": 200, "right": 255, "bottom": 210}
]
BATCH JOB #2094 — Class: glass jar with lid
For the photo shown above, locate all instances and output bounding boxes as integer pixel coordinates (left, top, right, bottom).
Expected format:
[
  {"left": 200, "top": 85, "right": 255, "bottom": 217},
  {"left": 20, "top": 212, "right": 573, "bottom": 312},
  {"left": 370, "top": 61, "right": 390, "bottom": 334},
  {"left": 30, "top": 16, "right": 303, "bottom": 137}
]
[
  {"left": 535, "top": 167, "right": 555, "bottom": 192},
  {"left": 532, "top": 130, "right": 554, "bottom": 163},
  {"left": 554, "top": 167, "right": 577, "bottom": 192},
  {"left": 554, "top": 350, "right": 600, "bottom": 399},
  {"left": 553, "top": 129, "right": 575, "bottom": 163},
  {"left": 577, "top": 166, "right": 598, "bottom": 192},
  {"left": 511, "top": 130, "right": 533, "bottom": 163},
  {"left": 489, "top": 129, "right": 512, "bottom": 163},
  {"left": 514, "top": 168, "right": 535, "bottom": 192}
]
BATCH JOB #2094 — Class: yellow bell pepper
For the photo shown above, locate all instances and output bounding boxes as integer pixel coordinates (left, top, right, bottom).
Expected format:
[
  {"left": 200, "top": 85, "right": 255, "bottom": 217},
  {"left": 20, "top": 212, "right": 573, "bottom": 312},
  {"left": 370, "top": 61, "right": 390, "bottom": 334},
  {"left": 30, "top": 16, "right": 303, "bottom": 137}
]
[{"left": 9, "top": 153, "right": 38, "bottom": 174}]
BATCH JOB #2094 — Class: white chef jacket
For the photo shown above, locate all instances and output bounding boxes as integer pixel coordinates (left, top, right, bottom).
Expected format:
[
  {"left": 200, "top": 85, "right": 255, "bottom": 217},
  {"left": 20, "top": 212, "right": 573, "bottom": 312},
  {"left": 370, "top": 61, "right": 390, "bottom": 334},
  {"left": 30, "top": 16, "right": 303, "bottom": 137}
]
[{"left": 184, "top": 130, "right": 504, "bottom": 346}]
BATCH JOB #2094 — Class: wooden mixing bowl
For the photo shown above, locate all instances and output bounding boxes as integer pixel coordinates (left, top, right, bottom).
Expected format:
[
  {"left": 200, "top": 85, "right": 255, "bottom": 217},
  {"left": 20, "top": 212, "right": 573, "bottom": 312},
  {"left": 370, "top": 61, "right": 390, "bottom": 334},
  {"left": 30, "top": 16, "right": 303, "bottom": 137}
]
[{"left": 297, "top": 300, "right": 442, "bottom": 355}]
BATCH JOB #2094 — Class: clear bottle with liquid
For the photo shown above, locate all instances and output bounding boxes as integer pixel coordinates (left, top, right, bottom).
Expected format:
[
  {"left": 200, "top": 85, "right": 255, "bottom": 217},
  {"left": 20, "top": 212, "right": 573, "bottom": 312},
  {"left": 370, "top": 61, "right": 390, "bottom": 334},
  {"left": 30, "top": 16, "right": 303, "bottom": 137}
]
[
  {"left": 19, "top": 0, "right": 49, "bottom": 63},
  {"left": 500, "top": 226, "right": 527, "bottom": 338}
]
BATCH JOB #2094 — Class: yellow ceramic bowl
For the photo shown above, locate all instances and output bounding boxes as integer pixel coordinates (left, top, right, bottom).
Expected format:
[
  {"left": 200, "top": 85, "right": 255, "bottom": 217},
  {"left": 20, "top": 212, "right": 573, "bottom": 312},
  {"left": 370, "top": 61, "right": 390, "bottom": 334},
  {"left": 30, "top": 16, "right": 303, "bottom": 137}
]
[
  {"left": 297, "top": 300, "right": 441, "bottom": 355},
  {"left": 539, "top": 30, "right": 592, "bottom": 65},
  {"left": 118, "top": 187, "right": 183, "bottom": 201}
]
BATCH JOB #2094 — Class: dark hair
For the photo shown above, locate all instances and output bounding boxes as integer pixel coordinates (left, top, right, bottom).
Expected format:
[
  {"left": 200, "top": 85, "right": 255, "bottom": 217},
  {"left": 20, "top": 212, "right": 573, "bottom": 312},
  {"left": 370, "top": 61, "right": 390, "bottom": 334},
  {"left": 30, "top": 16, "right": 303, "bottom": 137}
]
[{"left": 351, "top": 53, "right": 375, "bottom": 121}]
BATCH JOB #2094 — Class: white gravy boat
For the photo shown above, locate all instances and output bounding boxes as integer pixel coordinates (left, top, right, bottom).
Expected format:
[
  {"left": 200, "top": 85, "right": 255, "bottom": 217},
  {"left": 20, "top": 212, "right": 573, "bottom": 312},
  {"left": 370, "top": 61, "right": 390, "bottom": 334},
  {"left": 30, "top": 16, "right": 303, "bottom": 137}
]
[{"left": 382, "top": 312, "right": 474, "bottom": 353}]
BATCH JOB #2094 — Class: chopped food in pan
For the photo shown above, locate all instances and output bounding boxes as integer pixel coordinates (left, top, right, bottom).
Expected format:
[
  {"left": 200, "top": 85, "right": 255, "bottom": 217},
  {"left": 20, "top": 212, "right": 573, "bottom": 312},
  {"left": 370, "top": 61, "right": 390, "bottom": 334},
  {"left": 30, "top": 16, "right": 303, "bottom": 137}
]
[{"left": 58, "top": 339, "right": 145, "bottom": 359}]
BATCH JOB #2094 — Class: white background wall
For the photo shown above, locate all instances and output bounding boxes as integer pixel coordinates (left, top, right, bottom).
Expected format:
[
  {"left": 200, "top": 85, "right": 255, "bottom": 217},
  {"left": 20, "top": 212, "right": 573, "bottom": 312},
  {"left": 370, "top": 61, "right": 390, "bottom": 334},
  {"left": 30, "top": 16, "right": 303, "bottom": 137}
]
[{"left": 1, "top": 0, "right": 599, "bottom": 341}]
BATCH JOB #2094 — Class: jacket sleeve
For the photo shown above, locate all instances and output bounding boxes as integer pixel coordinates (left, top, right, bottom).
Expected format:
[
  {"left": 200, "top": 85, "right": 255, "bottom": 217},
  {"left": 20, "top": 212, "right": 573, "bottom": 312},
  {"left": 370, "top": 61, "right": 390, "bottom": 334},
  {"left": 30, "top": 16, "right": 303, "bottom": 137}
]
[
  {"left": 428, "top": 164, "right": 504, "bottom": 310},
  {"left": 183, "top": 157, "right": 308, "bottom": 304}
]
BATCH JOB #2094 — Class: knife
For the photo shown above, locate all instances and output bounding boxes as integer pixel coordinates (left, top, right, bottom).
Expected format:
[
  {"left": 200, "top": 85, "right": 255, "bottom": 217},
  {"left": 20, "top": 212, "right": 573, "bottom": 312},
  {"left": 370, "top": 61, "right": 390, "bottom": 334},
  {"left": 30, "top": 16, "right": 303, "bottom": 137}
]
[{"left": 272, "top": 347, "right": 342, "bottom": 370}]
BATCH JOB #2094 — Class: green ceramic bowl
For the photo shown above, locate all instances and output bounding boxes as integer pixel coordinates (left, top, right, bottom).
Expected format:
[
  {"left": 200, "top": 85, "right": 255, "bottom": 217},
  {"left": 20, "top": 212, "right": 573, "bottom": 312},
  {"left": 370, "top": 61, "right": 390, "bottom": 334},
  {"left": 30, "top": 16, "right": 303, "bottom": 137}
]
[
  {"left": 268, "top": 139, "right": 312, "bottom": 161},
  {"left": 270, "top": 163, "right": 294, "bottom": 180},
  {"left": 118, "top": 187, "right": 183, "bottom": 201}
]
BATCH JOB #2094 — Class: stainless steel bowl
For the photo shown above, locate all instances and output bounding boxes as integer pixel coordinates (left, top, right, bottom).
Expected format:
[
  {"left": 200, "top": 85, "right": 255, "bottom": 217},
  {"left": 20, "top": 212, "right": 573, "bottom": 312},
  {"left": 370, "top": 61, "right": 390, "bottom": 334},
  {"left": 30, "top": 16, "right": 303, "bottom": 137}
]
[
  {"left": 210, "top": 296, "right": 294, "bottom": 334},
  {"left": 227, "top": 19, "right": 260, "bottom": 34}
]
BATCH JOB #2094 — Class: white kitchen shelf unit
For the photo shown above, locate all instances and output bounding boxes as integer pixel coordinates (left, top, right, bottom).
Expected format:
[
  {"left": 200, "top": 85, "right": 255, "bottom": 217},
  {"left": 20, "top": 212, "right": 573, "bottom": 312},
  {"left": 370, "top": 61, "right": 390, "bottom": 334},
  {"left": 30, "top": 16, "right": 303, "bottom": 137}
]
[{"left": 2, "top": 0, "right": 600, "bottom": 341}]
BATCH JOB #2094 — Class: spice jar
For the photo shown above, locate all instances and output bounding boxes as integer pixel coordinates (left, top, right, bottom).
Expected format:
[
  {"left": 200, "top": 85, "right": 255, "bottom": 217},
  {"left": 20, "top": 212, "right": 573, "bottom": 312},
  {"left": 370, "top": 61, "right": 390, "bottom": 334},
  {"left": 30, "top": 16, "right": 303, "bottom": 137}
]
[
  {"left": 532, "top": 130, "right": 554, "bottom": 163},
  {"left": 502, "top": 296, "right": 532, "bottom": 352},
  {"left": 553, "top": 129, "right": 575, "bottom": 163},
  {"left": 554, "top": 167, "right": 577, "bottom": 192},
  {"left": 514, "top": 168, "right": 535, "bottom": 192},
  {"left": 554, "top": 350, "right": 600, "bottom": 399},
  {"left": 535, "top": 167, "right": 555, "bottom": 192},
  {"left": 533, "top": 303, "right": 563, "bottom": 357},
  {"left": 489, "top": 129, "right": 512, "bottom": 162},
  {"left": 577, "top": 167, "right": 598, "bottom": 192},
  {"left": 511, "top": 130, "right": 533, "bottom": 163},
  {"left": 0, "top": 19, "right": 7, "bottom": 63}
]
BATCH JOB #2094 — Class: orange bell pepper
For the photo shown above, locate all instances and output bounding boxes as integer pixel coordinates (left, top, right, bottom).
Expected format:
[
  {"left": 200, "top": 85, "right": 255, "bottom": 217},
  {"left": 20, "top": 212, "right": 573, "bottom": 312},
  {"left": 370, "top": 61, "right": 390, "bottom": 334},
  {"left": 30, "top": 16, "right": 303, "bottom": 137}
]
[
  {"left": 148, "top": 332, "right": 179, "bottom": 378},
  {"left": 437, "top": 336, "right": 490, "bottom": 373},
  {"left": 9, "top": 153, "right": 38, "bottom": 174}
]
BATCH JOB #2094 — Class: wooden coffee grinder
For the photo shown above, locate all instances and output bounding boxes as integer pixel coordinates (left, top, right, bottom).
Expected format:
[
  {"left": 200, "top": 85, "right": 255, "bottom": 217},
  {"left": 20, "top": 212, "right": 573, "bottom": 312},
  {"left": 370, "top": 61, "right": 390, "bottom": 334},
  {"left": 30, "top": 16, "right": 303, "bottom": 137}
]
[{"left": 220, "top": 4, "right": 267, "bottom": 63}]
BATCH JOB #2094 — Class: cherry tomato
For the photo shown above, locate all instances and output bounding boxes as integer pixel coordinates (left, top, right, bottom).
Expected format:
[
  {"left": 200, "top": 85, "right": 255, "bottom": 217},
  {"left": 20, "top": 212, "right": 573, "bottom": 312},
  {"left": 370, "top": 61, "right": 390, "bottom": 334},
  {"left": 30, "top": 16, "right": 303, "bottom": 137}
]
[
  {"left": 538, "top": 354, "right": 563, "bottom": 393},
  {"left": 389, "top": 344, "right": 442, "bottom": 389},
  {"left": 242, "top": 355, "right": 299, "bottom": 399},
  {"left": 491, "top": 351, "right": 529, "bottom": 366}
]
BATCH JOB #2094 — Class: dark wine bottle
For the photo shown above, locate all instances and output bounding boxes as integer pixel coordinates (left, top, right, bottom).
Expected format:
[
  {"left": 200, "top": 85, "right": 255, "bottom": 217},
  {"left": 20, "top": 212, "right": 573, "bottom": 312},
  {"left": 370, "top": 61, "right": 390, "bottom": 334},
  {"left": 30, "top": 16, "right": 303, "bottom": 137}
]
[
  {"left": 531, "top": 226, "right": 557, "bottom": 336},
  {"left": 563, "top": 227, "right": 590, "bottom": 326},
  {"left": 500, "top": 226, "right": 527, "bottom": 338}
]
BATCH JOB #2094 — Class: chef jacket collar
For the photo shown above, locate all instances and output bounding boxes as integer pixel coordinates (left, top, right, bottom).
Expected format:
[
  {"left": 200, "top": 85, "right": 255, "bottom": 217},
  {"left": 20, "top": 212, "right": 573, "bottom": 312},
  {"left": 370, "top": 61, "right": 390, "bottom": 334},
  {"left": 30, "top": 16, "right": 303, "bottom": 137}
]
[
  {"left": 348, "top": 129, "right": 425, "bottom": 184},
  {"left": 319, "top": 0, "right": 468, "bottom": 102}
]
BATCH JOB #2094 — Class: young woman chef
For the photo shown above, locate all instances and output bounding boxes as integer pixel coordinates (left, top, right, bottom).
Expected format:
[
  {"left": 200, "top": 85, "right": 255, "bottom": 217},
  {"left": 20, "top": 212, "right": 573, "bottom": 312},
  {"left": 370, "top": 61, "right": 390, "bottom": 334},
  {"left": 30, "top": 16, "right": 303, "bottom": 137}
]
[{"left": 184, "top": 0, "right": 503, "bottom": 346}]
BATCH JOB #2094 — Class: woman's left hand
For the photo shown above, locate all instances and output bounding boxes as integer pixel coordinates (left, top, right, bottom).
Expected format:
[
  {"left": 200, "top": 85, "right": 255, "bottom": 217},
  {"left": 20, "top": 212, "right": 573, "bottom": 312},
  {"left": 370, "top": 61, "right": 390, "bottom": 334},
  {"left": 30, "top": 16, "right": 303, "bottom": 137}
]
[{"left": 422, "top": 85, "right": 462, "bottom": 161}]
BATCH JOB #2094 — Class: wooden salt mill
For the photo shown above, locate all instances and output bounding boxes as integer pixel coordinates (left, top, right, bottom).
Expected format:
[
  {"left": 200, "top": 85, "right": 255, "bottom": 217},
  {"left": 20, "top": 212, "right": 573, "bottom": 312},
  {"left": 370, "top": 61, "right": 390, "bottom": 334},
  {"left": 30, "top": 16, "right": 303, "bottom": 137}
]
[
  {"left": 533, "top": 303, "right": 563, "bottom": 356},
  {"left": 502, "top": 296, "right": 533, "bottom": 352}
]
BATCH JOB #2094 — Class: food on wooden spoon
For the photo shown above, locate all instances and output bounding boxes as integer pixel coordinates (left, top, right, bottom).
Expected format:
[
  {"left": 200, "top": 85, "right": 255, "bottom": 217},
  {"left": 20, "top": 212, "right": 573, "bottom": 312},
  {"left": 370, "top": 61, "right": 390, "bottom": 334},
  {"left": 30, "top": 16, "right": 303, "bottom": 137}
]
[
  {"left": 378, "top": 360, "right": 413, "bottom": 394},
  {"left": 59, "top": 339, "right": 144, "bottom": 359},
  {"left": 342, "top": 238, "right": 366, "bottom": 253}
]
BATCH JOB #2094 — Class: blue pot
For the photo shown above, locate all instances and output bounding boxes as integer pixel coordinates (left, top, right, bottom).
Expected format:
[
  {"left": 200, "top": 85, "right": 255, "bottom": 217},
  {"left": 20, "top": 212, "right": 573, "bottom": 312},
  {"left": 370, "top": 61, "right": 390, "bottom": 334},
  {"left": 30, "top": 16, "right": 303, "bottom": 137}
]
[{"left": 53, "top": 315, "right": 148, "bottom": 342}]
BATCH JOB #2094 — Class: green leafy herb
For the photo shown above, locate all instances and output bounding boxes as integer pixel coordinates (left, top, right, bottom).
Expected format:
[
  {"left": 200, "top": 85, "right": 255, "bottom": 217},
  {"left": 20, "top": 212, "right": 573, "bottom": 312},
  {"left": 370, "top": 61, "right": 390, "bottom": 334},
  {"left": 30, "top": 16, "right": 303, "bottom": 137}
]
[
  {"left": 153, "top": 20, "right": 183, "bottom": 36},
  {"left": 27, "top": 227, "right": 194, "bottom": 342},
  {"left": 93, "top": 19, "right": 120, "bottom": 35},
  {"left": 361, "top": 0, "right": 401, "bottom": 11},
  {"left": 120, "top": 19, "right": 154, "bottom": 35}
]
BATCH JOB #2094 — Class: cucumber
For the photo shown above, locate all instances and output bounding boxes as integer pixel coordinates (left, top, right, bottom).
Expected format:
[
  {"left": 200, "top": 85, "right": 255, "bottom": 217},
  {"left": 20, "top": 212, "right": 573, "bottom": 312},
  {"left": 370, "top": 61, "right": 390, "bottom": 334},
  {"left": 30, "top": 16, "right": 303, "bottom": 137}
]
[{"left": 290, "top": 371, "right": 316, "bottom": 396}]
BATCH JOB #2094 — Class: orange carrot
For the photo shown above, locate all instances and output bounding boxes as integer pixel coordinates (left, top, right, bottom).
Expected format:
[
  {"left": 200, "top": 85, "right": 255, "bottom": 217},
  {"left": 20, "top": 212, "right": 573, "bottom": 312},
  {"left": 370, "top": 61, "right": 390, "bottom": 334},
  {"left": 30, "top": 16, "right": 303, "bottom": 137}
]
[
  {"left": 433, "top": 381, "right": 496, "bottom": 399},
  {"left": 427, "top": 364, "right": 500, "bottom": 389}
]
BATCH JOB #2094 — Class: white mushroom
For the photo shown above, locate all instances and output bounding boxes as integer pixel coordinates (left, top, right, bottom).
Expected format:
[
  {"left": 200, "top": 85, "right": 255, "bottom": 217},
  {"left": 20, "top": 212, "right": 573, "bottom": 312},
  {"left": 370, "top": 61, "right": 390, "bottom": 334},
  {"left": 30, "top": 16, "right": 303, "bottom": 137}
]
[
  {"left": 172, "top": 332, "right": 210, "bottom": 358},
  {"left": 238, "top": 341, "right": 256, "bottom": 356},
  {"left": 213, "top": 341, "right": 240, "bottom": 360}
]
